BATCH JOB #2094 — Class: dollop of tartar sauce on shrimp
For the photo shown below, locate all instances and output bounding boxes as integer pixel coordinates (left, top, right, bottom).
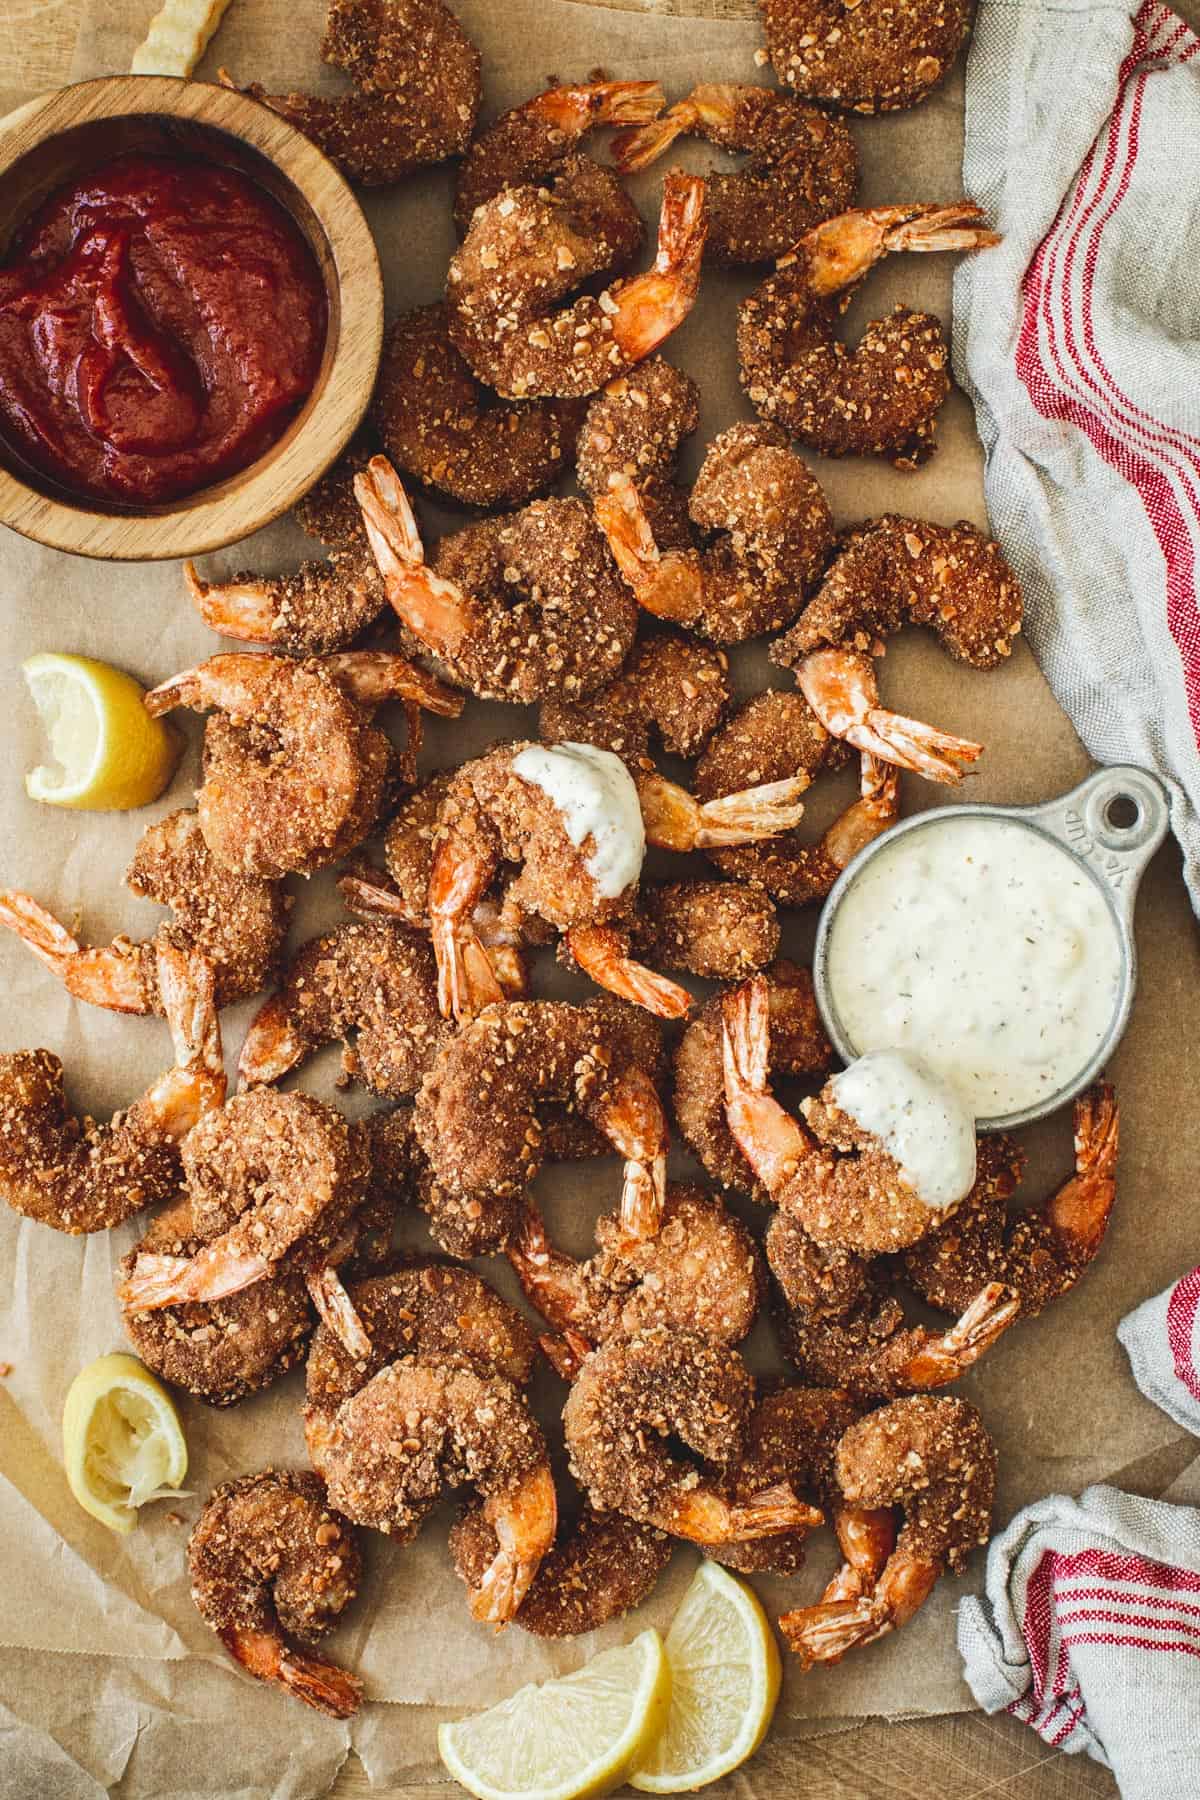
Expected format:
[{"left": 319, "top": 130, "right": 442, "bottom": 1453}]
[
  {"left": 830, "top": 1051, "right": 977, "bottom": 1210},
  {"left": 512, "top": 742, "right": 645, "bottom": 898},
  {"left": 826, "top": 816, "right": 1123, "bottom": 1118}
]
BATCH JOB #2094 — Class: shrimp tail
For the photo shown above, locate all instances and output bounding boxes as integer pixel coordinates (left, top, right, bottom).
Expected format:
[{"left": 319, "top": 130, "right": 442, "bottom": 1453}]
[
  {"left": 221, "top": 1627, "right": 363, "bottom": 1718},
  {"left": 777, "top": 1596, "right": 878, "bottom": 1666},
  {"left": 592, "top": 473, "right": 704, "bottom": 622},
  {"left": 539, "top": 1330, "right": 593, "bottom": 1383},
  {"left": 323, "top": 650, "right": 464, "bottom": 718},
  {"left": 306, "top": 1265, "right": 373, "bottom": 1361},
  {"left": 428, "top": 837, "right": 506, "bottom": 1022},
  {"left": 238, "top": 994, "right": 309, "bottom": 1089},
  {"left": 611, "top": 172, "right": 707, "bottom": 363},
  {"left": 730, "top": 1482, "right": 824, "bottom": 1537},
  {"left": 118, "top": 1247, "right": 271, "bottom": 1311},
  {"left": 895, "top": 1282, "right": 1021, "bottom": 1388},
  {"left": 721, "top": 977, "right": 811, "bottom": 1194},
  {"left": 610, "top": 101, "right": 694, "bottom": 173},
  {"left": 337, "top": 870, "right": 422, "bottom": 925},
  {"left": 0, "top": 891, "right": 153, "bottom": 1014},
  {"left": 637, "top": 771, "right": 808, "bottom": 851},
  {"left": 565, "top": 925, "right": 692, "bottom": 1019},
  {"left": 355, "top": 456, "right": 480, "bottom": 660},
  {"left": 1049, "top": 1081, "right": 1119, "bottom": 1261},
  {"left": 184, "top": 561, "right": 277, "bottom": 644},
  {"left": 148, "top": 942, "right": 226, "bottom": 1134},
  {"left": 853, "top": 707, "right": 983, "bottom": 784},
  {"left": 797, "top": 202, "right": 1000, "bottom": 300}
]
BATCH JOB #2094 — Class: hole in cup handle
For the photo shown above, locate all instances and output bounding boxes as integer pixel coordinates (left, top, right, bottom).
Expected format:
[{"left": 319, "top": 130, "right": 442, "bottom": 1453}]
[{"left": 1034, "top": 764, "right": 1171, "bottom": 924}]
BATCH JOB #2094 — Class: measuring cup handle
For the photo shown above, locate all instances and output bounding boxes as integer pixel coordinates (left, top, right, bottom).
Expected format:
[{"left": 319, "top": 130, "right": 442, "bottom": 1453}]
[{"left": 1027, "top": 765, "right": 1171, "bottom": 930}]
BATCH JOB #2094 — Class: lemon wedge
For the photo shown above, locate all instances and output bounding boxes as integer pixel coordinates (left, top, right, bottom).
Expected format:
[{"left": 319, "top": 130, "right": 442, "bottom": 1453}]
[
  {"left": 62, "top": 1353, "right": 189, "bottom": 1535},
  {"left": 630, "top": 1562, "right": 781, "bottom": 1792},
  {"left": 23, "top": 652, "right": 179, "bottom": 810},
  {"left": 439, "top": 1628, "right": 672, "bottom": 1800}
]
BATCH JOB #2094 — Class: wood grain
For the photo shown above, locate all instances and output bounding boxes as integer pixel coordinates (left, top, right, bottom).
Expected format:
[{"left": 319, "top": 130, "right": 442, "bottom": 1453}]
[{"left": 0, "top": 2, "right": 1123, "bottom": 1796}]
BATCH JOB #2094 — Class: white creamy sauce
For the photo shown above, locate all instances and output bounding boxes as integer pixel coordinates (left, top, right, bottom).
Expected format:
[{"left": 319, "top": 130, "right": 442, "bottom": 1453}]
[
  {"left": 831, "top": 1050, "right": 978, "bottom": 1210},
  {"left": 512, "top": 742, "right": 645, "bottom": 898},
  {"left": 826, "top": 816, "right": 1123, "bottom": 1119}
]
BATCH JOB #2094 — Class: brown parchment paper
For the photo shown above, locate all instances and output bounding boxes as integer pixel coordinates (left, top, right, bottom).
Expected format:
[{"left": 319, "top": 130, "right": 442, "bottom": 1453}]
[{"left": 2, "top": 1, "right": 1200, "bottom": 1794}]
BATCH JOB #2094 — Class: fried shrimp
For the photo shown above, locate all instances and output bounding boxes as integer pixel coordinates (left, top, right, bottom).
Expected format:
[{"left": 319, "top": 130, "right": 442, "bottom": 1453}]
[
  {"left": 594, "top": 422, "right": 834, "bottom": 643},
  {"left": 221, "top": 0, "right": 481, "bottom": 187},
  {"left": 120, "top": 1191, "right": 314, "bottom": 1407},
  {"left": 778, "top": 1395, "right": 996, "bottom": 1665},
  {"left": 563, "top": 1326, "right": 821, "bottom": 1543},
  {"left": 904, "top": 1084, "right": 1119, "bottom": 1319},
  {"left": 236, "top": 919, "right": 447, "bottom": 1099},
  {"left": 446, "top": 168, "right": 707, "bottom": 399},
  {"left": 117, "top": 1089, "right": 369, "bottom": 1321},
  {"left": 415, "top": 998, "right": 669, "bottom": 1239},
  {"left": 540, "top": 631, "right": 729, "bottom": 767},
  {"left": 321, "top": 1356, "right": 556, "bottom": 1622},
  {"left": 510, "top": 1184, "right": 764, "bottom": 1365},
  {"left": 0, "top": 939, "right": 224, "bottom": 1234},
  {"left": 674, "top": 960, "right": 832, "bottom": 1199},
  {"left": 304, "top": 1259, "right": 537, "bottom": 1472},
  {"left": 0, "top": 819, "right": 289, "bottom": 1018},
  {"left": 738, "top": 203, "right": 1000, "bottom": 467},
  {"left": 449, "top": 1500, "right": 672, "bottom": 1638},
  {"left": 181, "top": 443, "right": 387, "bottom": 657},
  {"left": 355, "top": 456, "right": 637, "bottom": 703},
  {"left": 583, "top": 880, "right": 782, "bottom": 988},
  {"left": 759, "top": 0, "right": 973, "bottom": 113},
  {"left": 145, "top": 650, "right": 462, "bottom": 879},
  {"left": 771, "top": 514, "right": 1024, "bottom": 671},
  {"left": 371, "top": 304, "right": 586, "bottom": 508},
  {"left": 613, "top": 83, "right": 858, "bottom": 265},
  {"left": 575, "top": 359, "right": 701, "bottom": 550},
  {"left": 189, "top": 1470, "right": 363, "bottom": 1717},
  {"left": 454, "top": 80, "right": 666, "bottom": 233}
]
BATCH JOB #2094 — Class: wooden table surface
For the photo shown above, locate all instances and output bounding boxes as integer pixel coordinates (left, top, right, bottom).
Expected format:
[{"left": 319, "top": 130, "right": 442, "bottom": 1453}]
[{"left": 0, "top": 0, "right": 1142, "bottom": 1794}]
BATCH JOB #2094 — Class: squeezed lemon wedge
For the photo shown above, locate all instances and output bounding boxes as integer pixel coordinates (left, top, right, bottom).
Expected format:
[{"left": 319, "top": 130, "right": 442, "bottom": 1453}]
[
  {"left": 438, "top": 1628, "right": 672, "bottom": 1800},
  {"left": 62, "top": 1353, "right": 189, "bottom": 1535},
  {"left": 23, "top": 652, "right": 179, "bottom": 810},
  {"left": 630, "top": 1562, "right": 781, "bottom": 1792}
]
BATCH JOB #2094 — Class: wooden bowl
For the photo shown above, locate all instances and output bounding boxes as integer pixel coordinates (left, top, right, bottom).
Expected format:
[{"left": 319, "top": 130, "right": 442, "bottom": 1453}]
[{"left": 0, "top": 75, "right": 384, "bottom": 561}]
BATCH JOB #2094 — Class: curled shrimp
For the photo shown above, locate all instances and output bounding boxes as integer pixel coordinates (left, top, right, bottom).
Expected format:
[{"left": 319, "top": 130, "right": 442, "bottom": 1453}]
[
  {"left": 454, "top": 79, "right": 666, "bottom": 233},
  {"left": 415, "top": 998, "right": 669, "bottom": 1240},
  {"left": 613, "top": 83, "right": 858, "bottom": 265},
  {"left": 371, "top": 303, "right": 586, "bottom": 508},
  {"left": 0, "top": 809, "right": 289, "bottom": 1014},
  {"left": 0, "top": 938, "right": 224, "bottom": 1234},
  {"left": 563, "top": 1325, "right": 822, "bottom": 1544},
  {"left": 446, "top": 169, "right": 707, "bottom": 400},
  {"left": 145, "top": 650, "right": 462, "bottom": 879},
  {"left": 778, "top": 1395, "right": 996, "bottom": 1665},
  {"left": 188, "top": 1470, "right": 362, "bottom": 1717},
  {"left": 904, "top": 1084, "right": 1119, "bottom": 1320},
  {"left": 449, "top": 1498, "right": 672, "bottom": 1639},
  {"left": 760, "top": 0, "right": 973, "bottom": 113},
  {"left": 355, "top": 455, "right": 637, "bottom": 704},
  {"left": 540, "top": 631, "right": 729, "bottom": 767},
  {"left": 673, "top": 959, "right": 832, "bottom": 1199},
  {"left": 738, "top": 203, "right": 1000, "bottom": 467},
  {"left": 594, "top": 421, "right": 834, "bottom": 643},
  {"left": 320, "top": 1356, "right": 557, "bottom": 1623},
  {"left": 220, "top": 0, "right": 481, "bottom": 186},
  {"left": 575, "top": 359, "right": 701, "bottom": 551},
  {"left": 509, "top": 1183, "right": 764, "bottom": 1366},
  {"left": 771, "top": 514, "right": 1024, "bottom": 672}
]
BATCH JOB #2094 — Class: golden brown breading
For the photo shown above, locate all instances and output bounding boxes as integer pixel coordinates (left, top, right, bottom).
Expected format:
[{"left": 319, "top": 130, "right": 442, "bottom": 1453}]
[{"left": 759, "top": 0, "right": 973, "bottom": 113}]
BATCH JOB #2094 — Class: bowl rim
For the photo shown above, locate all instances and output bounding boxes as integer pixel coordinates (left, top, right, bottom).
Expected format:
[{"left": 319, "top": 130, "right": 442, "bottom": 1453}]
[{"left": 0, "top": 73, "right": 384, "bottom": 562}]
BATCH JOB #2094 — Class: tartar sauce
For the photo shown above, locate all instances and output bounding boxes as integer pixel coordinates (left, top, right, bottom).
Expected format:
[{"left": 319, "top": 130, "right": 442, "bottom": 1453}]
[
  {"left": 830, "top": 1051, "right": 977, "bottom": 1209},
  {"left": 512, "top": 742, "right": 645, "bottom": 899},
  {"left": 825, "top": 816, "right": 1123, "bottom": 1119}
]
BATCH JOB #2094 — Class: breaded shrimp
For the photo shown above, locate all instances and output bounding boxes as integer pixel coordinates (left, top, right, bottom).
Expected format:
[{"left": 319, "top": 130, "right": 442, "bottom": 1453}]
[
  {"left": 221, "top": 0, "right": 481, "bottom": 187},
  {"left": 779, "top": 1395, "right": 996, "bottom": 1664},
  {"left": 738, "top": 203, "right": 999, "bottom": 467},
  {"left": 594, "top": 422, "right": 834, "bottom": 643},
  {"left": 771, "top": 514, "right": 1024, "bottom": 671},
  {"left": 371, "top": 304, "right": 586, "bottom": 508},
  {"left": 454, "top": 80, "right": 666, "bottom": 233},
  {"left": 760, "top": 0, "right": 973, "bottom": 113},
  {"left": 355, "top": 456, "right": 637, "bottom": 704},
  {"left": 446, "top": 169, "right": 706, "bottom": 399},
  {"left": 575, "top": 359, "right": 701, "bottom": 551},
  {"left": 570, "top": 879, "right": 781, "bottom": 993},
  {"left": 563, "top": 1326, "right": 821, "bottom": 1543},
  {"left": 449, "top": 1499, "right": 672, "bottom": 1638},
  {"left": 0, "top": 810, "right": 289, "bottom": 1015},
  {"left": 320, "top": 1356, "right": 556, "bottom": 1622},
  {"left": 145, "top": 650, "right": 462, "bottom": 879},
  {"left": 673, "top": 960, "right": 832, "bottom": 1200},
  {"left": 904, "top": 1085, "right": 1119, "bottom": 1319},
  {"left": 613, "top": 83, "right": 858, "bottom": 264},
  {"left": 189, "top": 1470, "right": 362, "bottom": 1717},
  {"left": 236, "top": 919, "right": 448, "bottom": 1099},
  {"left": 415, "top": 998, "right": 669, "bottom": 1239},
  {"left": 0, "top": 938, "right": 224, "bottom": 1234},
  {"left": 540, "top": 631, "right": 729, "bottom": 767}
]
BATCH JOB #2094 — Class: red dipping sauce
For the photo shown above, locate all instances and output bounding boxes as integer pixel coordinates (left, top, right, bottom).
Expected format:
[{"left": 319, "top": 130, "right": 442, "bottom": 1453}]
[{"left": 0, "top": 153, "right": 327, "bottom": 506}]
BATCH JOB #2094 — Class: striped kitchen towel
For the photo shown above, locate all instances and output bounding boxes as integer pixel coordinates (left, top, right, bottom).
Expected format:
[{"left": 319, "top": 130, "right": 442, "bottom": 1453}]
[
  {"left": 1119, "top": 1266, "right": 1200, "bottom": 1436},
  {"left": 954, "top": 0, "right": 1200, "bottom": 909},
  {"left": 958, "top": 1485, "right": 1200, "bottom": 1794}
]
